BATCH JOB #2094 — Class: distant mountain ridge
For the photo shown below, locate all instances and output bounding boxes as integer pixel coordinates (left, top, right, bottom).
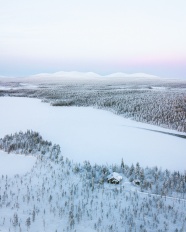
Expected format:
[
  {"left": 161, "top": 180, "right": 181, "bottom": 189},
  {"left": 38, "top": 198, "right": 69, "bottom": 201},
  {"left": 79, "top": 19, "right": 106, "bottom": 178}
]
[
  {"left": 0, "top": 71, "right": 161, "bottom": 83},
  {"left": 104, "top": 72, "right": 158, "bottom": 78},
  {"left": 28, "top": 71, "right": 159, "bottom": 79},
  {"left": 30, "top": 71, "right": 102, "bottom": 78}
]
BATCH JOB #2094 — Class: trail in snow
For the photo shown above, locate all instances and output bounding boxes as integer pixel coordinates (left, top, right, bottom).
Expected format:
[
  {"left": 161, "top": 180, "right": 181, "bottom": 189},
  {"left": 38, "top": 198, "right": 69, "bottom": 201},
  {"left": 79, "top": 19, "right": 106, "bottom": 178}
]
[{"left": 122, "top": 125, "right": 186, "bottom": 139}]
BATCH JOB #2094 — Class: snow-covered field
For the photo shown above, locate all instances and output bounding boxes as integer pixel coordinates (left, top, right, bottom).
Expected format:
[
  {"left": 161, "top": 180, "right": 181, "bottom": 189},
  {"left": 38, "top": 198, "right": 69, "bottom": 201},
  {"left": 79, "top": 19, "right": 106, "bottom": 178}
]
[
  {"left": 0, "top": 97, "right": 185, "bottom": 172},
  {"left": 0, "top": 150, "right": 36, "bottom": 176}
]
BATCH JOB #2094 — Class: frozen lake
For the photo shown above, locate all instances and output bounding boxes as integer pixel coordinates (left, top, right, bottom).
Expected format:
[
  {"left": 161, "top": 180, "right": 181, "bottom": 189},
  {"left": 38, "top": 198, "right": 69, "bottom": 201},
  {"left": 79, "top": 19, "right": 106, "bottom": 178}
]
[{"left": 0, "top": 97, "right": 185, "bottom": 172}]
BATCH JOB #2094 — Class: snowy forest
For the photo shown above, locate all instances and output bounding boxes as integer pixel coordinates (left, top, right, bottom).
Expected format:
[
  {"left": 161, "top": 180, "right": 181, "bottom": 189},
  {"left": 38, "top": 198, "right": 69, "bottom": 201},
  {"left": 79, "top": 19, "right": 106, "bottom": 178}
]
[
  {"left": 1, "top": 79, "right": 186, "bottom": 132},
  {"left": 0, "top": 131, "right": 186, "bottom": 231}
]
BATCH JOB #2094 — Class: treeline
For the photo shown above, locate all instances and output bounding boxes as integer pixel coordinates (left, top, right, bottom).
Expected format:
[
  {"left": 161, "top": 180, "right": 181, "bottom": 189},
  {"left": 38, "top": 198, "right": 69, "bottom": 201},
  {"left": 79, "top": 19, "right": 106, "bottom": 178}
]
[
  {"left": 32, "top": 84, "right": 186, "bottom": 132},
  {"left": 2, "top": 81, "right": 186, "bottom": 132},
  {"left": 0, "top": 131, "right": 185, "bottom": 198}
]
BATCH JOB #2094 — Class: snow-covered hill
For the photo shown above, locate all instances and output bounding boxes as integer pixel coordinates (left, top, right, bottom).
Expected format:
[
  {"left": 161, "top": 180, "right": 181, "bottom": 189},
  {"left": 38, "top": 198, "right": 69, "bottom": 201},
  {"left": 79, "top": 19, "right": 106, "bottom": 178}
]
[
  {"left": 28, "top": 71, "right": 101, "bottom": 80},
  {"left": 27, "top": 71, "right": 159, "bottom": 82},
  {"left": 104, "top": 72, "right": 158, "bottom": 79}
]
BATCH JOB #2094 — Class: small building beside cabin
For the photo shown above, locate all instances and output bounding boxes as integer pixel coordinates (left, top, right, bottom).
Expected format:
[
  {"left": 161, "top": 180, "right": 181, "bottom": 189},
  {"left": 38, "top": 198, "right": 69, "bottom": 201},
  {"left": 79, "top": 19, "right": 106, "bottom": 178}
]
[
  {"left": 133, "top": 179, "right": 141, "bottom": 186},
  {"left": 107, "top": 172, "right": 123, "bottom": 184}
]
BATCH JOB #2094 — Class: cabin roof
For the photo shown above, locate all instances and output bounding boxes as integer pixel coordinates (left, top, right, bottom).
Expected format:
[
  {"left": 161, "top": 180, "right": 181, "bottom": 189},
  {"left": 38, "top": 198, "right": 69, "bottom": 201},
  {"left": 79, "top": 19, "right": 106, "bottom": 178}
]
[
  {"left": 107, "top": 172, "right": 123, "bottom": 182},
  {"left": 133, "top": 179, "right": 140, "bottom": 183}
]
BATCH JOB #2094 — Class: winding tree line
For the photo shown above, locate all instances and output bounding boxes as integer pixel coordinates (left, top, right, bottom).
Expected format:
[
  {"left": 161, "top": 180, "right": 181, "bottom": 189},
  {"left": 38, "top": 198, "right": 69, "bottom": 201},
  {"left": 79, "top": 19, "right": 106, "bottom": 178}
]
[
  {"left": 40, "top": 84, "right": 186, "bottom": 132},
  {"left": 3, "top": 81, "right": 186, "bottom": 132},
  {"left": 50, "top": 89, "right": 186, "bottom": 132},
  {"left": 0, "top": 131, "right": 185, "bottom": 198}
]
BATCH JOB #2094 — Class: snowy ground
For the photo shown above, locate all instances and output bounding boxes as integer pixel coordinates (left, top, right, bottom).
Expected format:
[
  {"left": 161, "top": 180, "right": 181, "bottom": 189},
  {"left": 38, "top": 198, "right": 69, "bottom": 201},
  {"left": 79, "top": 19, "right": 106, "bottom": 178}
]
[
  {"left": 0, "top": 97, "right": 186, "bottom": 172},
  {"left": 0, "top": 150, "right": 36, "bottom": 176}
]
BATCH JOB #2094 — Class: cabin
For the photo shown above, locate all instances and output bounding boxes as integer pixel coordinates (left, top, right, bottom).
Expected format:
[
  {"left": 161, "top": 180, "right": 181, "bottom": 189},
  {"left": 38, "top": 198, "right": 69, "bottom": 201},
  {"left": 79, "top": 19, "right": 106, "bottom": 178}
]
[
  {"left": 133, "top": 179, "right": 141, "bottom": 186},
  {"left": 107, "top": 172, "right": 123, "bottom": 184}
]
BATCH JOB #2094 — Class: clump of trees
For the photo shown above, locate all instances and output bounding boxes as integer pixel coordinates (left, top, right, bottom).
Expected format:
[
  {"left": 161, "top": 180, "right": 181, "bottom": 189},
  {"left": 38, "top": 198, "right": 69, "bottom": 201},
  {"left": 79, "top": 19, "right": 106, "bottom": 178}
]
[
  {"left": 79, "top": 159, "right": 186, "bottom": 199},
  {"left": 0, "top": 130, "right": 61, "bottom": 161}
]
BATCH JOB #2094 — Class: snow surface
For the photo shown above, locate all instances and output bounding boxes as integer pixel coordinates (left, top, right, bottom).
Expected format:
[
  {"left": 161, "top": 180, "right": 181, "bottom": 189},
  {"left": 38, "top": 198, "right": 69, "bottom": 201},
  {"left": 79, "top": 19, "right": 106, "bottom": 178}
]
[
  {"left": 0, "top": 150, "right": 36, "bottom": 176},
  {"left": 0, "top": 97, "right": 185, "bottom": 172}
]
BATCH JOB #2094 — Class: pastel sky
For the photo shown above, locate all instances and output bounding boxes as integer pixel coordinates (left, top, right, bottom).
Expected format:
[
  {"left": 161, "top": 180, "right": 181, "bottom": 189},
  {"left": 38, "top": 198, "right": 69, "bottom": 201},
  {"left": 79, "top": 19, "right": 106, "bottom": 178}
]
[{"left": 0, "top": 0, "right": 186, "bottom": 78}]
